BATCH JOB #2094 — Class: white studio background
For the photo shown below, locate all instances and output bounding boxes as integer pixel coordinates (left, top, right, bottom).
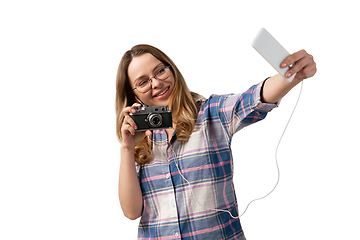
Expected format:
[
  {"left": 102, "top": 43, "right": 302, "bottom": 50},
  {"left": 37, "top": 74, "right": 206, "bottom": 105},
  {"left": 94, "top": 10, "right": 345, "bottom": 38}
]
[{"left": 0, "top": 1, "right": 359, "bottom": 239}]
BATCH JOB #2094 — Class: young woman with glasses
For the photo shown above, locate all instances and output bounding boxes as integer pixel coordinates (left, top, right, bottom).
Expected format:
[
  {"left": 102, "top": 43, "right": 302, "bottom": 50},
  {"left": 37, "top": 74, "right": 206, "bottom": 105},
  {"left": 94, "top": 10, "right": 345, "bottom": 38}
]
[{"left": 116, "top": 44, "right": 316, "bottom": 239}]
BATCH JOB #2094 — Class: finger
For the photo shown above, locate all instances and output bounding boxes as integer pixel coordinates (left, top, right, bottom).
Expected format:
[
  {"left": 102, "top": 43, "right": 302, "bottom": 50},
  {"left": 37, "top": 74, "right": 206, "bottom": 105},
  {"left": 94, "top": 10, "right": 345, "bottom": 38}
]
[
  {"left": 286, "top": 54, "right": 315, "bottom": 78},
  {"left": 145, "top": 130, "right": 152, "bottom": 137},
  {"left": 132, "top": 103, "right": 142, "bottom": 107},
  {"left": 123, "top": 106, "right": 136, "bottom": 116},
  {"left": 301, "top": 62, "right": 317, "bottom": 79},
  {"left": 285, "top": 55, "right": 310, "bottom": 78},
  {"left": 281, "top": 49, "right": 308, "bottom": 68},
  {"left": 122, "top": 122, "right": 136, "bottom": 136},
  {"left": 123, "top": 103, "right": 142, "bottom": 116},
  {"left": 124, "top": 115, "right": 137, "bottom": 130}
]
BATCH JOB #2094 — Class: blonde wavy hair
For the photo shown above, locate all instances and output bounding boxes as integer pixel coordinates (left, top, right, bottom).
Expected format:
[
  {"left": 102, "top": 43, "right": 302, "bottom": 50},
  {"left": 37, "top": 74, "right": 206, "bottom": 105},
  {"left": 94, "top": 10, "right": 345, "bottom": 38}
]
[{"left": 115, "top": 44, "right": 204, "bottom": 165}]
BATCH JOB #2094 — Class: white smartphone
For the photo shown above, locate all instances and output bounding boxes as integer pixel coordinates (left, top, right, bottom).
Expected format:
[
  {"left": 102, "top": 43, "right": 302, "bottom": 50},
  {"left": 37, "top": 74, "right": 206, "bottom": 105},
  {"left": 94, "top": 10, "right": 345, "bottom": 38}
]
[{"left": 252, "top": 28, "right": 295, "bottom": 82}]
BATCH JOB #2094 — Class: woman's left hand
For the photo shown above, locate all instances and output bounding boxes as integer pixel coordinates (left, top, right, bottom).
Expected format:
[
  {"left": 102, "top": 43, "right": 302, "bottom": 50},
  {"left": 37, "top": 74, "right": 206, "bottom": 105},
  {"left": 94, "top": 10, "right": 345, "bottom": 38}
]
[{"left": 281, "top": 49, "right": 317, "bottom": 82}]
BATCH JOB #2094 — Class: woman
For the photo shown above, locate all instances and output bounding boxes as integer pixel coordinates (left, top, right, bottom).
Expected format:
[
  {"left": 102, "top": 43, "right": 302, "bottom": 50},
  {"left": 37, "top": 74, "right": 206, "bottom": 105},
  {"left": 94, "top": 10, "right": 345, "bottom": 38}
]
[{"left": 116, "top": 44, "right": 316, "bottom": 239}]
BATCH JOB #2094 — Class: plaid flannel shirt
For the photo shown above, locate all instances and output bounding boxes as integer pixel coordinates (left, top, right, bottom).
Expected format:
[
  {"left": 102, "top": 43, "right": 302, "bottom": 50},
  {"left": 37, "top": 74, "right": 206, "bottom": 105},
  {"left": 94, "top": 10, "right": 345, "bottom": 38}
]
[{"left": 137, "top": 81, "right": 279, "bottom": 239}]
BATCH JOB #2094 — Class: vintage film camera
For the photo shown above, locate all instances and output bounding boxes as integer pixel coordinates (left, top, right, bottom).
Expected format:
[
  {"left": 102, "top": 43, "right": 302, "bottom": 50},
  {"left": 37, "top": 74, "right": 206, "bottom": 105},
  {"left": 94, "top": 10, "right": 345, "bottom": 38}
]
[{"left": 129, "top": 105, "right": 172, "bottom": 131}]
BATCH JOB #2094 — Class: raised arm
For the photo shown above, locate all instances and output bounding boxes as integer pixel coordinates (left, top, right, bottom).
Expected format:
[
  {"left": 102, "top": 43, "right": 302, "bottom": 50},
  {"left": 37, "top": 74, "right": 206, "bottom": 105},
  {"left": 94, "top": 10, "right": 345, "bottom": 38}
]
[
  {"left": 261, "top": 49, "right": 317, "bottom": 104},
  {"left": 118, "top": 104, "right": 152, "bottom": 220}
]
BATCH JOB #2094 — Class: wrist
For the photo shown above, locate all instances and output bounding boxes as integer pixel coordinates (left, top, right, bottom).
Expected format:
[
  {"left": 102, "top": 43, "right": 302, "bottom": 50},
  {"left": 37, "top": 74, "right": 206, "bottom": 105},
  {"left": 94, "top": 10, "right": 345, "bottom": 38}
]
[{"left": 120, "top": 144, "right": 135, "bottom": 153}]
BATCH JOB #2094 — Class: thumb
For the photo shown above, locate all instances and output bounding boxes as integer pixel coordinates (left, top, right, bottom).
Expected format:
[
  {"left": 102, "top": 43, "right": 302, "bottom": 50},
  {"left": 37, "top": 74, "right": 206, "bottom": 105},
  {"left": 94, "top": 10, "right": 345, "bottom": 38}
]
[{"left": 145, "top": 130, "right": 152, "bottom": 137}]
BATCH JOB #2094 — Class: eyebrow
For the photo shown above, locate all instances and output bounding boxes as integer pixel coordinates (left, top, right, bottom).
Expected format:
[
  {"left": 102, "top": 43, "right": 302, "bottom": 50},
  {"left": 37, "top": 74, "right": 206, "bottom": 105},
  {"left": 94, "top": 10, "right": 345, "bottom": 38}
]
[{"left": 134, "top": 63, "right": 165, "bottom": 83}]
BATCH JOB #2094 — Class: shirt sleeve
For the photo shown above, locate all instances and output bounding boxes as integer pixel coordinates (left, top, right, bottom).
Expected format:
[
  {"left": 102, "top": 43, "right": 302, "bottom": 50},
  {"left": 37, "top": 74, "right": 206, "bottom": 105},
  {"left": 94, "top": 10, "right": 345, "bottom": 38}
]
[{"left": 206, "top": 80, "right": 279, "bottom": 138}]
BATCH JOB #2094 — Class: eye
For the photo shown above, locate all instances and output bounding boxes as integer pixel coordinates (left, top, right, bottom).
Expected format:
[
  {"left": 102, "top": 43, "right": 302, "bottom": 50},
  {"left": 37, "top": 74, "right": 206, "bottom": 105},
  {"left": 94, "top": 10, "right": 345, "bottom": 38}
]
[
  {"left": 137, "top": 79, "right": 148, "bottom": 87},
  {"left": 156, "top": 66, "right": 168, "bottom": 77}
]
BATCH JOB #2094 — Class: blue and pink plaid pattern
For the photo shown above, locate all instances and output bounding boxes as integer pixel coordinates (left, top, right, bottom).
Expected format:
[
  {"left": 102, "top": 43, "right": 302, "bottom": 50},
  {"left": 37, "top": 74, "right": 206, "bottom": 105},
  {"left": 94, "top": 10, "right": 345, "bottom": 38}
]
[{"left": 137, "top": 81, "right": 278, "bottom": 239}]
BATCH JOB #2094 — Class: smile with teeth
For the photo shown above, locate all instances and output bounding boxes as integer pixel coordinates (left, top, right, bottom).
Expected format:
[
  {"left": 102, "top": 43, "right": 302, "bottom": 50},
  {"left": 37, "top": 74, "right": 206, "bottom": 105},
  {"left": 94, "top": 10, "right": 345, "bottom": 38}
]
[{"left": 154, "top": 87, "right": 169, "bottom": 97}]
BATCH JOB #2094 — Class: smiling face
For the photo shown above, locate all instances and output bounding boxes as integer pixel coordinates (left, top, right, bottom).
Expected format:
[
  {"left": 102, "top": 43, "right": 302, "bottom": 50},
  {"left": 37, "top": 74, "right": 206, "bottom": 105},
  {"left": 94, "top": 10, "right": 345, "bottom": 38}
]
[{"left": 127, "top": 53, "right": 175, "bottom": 107}]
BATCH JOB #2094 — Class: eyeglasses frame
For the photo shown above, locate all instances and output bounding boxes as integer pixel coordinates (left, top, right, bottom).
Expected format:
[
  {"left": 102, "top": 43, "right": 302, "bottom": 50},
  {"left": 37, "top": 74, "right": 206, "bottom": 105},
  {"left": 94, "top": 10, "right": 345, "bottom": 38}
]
[{"left": 132, "top": 65, "right": 171, "bottom": 93}]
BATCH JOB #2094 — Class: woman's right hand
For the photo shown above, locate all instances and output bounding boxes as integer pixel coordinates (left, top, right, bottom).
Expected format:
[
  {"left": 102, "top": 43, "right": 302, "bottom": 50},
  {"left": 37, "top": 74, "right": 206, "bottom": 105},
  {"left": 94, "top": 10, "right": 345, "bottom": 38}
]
[{"left": 121, "top": 103, "right": 152, "bottom": 149}]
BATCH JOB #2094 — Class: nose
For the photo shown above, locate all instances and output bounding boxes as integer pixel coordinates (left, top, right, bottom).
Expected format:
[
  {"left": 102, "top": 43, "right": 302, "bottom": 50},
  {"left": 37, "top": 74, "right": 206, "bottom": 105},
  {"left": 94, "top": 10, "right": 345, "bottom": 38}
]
[{"left": 150, "top": 77, "right": 163, "bottom": 88}]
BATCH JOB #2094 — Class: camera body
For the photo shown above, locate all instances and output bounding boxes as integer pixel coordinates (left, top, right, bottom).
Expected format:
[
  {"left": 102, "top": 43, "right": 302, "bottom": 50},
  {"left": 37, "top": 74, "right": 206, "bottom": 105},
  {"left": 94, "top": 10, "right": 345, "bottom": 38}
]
[{"left": 129, "top": 105, "right": 172, "bottom": 131}]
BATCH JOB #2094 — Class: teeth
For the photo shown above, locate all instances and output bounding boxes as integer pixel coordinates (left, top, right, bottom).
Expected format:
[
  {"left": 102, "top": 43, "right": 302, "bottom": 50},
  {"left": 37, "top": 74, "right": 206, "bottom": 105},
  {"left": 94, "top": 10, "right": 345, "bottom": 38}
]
[{"left": 155, "top": 87, "right": 168, "bottom": 97}]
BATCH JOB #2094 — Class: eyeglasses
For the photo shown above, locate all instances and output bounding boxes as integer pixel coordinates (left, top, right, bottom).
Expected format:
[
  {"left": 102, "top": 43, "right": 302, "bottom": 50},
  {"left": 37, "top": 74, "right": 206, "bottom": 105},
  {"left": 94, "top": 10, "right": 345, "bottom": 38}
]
[{"left": 132, "top": 65, "right": 171, "bottom": 93}]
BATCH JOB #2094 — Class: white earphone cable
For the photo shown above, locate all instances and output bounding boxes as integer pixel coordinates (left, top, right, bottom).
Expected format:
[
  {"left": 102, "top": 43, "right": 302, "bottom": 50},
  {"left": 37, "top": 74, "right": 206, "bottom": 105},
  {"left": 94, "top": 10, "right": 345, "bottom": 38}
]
[
  {"left": 238, "top": 81, "right": 303, "bottom": 217},
  {"left": 150, "top": 81, "right": 303, "bottom": 219}
]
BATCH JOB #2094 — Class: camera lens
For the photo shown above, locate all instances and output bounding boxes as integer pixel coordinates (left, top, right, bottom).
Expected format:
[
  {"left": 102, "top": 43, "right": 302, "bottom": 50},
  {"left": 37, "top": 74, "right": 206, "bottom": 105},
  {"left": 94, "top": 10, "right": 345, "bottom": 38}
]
[{"left": 147, "top": 113, "right": 162, "bottom": 127}]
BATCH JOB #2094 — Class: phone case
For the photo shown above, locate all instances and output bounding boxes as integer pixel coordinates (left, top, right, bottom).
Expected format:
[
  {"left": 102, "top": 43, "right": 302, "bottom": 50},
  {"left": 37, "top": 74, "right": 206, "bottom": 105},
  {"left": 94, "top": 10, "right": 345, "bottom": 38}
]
[{"left": 252, "top": 28, "right": 295, "bottom": 82}]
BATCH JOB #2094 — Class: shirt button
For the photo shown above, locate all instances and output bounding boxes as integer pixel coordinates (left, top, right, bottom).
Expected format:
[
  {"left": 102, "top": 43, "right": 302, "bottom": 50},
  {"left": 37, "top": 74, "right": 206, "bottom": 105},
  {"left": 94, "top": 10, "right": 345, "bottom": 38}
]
[
  {"left": 167, "top": 148, "right": 172, "bottom": 153},
  {"left": 165, "top": 173, "right": 170, "bottom": 179},
  {"left": 175, "top": 232, "right": 179, "bottom": 238}
]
